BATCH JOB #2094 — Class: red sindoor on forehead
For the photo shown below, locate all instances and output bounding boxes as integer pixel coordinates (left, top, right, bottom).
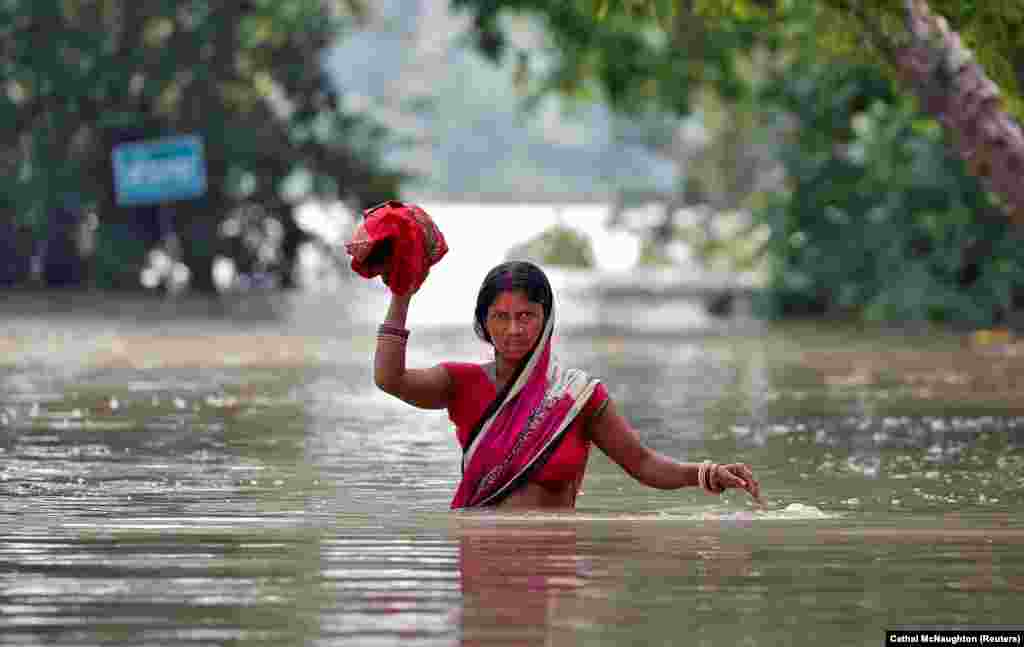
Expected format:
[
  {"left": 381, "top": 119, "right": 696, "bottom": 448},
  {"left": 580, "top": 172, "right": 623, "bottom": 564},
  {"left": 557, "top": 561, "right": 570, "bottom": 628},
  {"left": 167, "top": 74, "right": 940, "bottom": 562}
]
[{"left": 489, "top": 291, "right": 542, "bottom": 312}]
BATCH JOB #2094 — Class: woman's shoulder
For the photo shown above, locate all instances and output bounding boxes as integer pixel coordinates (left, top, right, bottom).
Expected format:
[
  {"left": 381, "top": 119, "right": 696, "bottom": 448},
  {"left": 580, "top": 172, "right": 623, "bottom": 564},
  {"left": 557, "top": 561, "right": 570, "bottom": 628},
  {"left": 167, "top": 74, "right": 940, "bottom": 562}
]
[
  {"left": 580, "top": 381, "right": 611, "bottom": 436},
  {"left": 586, "top": 380, "right": 609, "bottom": 407}
]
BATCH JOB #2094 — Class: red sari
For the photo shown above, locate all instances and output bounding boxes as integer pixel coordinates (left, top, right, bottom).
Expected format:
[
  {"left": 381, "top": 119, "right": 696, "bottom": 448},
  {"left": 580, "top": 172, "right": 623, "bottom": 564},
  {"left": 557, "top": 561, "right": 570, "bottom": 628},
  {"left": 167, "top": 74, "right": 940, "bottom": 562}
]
[
  {"left": 444, "top": 362, "right": 609, "bottom": 503},
  {"left": 447, "top": 312, "right": 607, "bottom": 509}
]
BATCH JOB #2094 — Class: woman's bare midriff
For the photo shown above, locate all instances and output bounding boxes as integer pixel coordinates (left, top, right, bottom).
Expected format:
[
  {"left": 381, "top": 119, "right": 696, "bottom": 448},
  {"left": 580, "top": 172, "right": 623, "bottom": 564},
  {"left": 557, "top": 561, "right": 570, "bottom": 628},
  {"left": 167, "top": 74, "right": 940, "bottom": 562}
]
[{"left": 497, "top": 481, "right": 577, "bottom": 509}]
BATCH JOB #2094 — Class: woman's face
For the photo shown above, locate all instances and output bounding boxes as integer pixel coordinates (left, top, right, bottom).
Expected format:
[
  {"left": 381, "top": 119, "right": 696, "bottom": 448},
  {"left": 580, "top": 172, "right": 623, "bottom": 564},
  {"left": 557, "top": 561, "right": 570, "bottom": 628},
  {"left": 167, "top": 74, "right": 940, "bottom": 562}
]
[{"left": 485, "top": 289, "right": 545, "bottom": 363}]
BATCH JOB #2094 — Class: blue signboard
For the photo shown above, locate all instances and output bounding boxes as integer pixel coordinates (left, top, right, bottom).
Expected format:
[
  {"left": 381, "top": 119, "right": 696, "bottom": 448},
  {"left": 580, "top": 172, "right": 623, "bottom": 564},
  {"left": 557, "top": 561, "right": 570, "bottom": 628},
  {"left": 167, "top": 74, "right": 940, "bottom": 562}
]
[{"left": 112, "top": 135, "right": 207, "bottom": 206}]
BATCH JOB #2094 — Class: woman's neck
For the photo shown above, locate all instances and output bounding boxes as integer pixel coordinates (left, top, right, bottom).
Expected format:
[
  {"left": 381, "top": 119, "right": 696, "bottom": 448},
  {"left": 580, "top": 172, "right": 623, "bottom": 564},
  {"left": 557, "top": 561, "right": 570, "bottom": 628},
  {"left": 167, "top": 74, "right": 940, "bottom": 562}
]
[{"left": 493, "top": 354, "right": 517, "bottom": 386}]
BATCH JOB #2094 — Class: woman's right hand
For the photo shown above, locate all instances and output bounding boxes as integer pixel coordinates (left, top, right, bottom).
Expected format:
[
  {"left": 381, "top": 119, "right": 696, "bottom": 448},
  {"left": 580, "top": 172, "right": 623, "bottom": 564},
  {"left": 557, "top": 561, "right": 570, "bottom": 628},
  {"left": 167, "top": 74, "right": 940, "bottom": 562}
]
[{"left": 712, "top": 463, "right": 763, "bottom": 505}]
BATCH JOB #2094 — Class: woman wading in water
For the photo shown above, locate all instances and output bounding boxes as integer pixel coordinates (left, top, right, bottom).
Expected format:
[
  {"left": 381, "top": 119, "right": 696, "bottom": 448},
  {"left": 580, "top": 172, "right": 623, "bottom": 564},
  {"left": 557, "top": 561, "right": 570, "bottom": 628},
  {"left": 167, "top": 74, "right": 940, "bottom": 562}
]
[
  {"left": 349, "top": 201, "right": 762, "bottom": 509},
  {"left": 373, "top": 265, "right": 761, "bottom": 510}
]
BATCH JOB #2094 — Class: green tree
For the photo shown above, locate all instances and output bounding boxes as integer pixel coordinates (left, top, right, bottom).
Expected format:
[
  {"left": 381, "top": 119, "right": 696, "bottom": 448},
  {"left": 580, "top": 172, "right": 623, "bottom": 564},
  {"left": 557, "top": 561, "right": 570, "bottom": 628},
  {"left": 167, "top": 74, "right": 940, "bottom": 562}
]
[
  {"left": 756, "top": 61, "right": 1023, "bottom": 325},
  {"left": 451, "top": 0, "right": 1024, "bottom": 325},
  {"left": 1, "top": 0, "right": 403, "bottom": 291},
  {"left": 452, "top": 0, "right": 1024, "bottom": 224},
  {"left": 506, "top": 222, "right": 596, "bottom": 268}
]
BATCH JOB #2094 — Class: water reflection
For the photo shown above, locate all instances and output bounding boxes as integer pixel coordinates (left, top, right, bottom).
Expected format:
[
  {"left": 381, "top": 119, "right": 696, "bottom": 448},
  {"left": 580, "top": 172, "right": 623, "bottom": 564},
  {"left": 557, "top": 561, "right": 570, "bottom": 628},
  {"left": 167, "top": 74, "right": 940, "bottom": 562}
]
[
  {"left": 455, "top": 520, "right": 592, "bottom": 646},
  {"left": 447, "top": 514, "right": 767, "bottom": 647},
  {"left": 0, "top": 527, "right": 323, "bottom": 646},
  {"left": 319, "top": 534, "right": 459, "bottom": 643}
]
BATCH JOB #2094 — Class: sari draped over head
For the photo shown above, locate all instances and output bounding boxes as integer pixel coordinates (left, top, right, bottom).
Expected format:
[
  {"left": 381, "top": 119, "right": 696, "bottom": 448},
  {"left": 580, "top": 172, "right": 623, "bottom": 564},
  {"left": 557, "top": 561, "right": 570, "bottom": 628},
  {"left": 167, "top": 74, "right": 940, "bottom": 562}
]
[
  {"left": 344, "top": 200, "right": 448, "bottom": 296},
  {"left": 451, "top": 306, "right": 601, "bottom": 509}
]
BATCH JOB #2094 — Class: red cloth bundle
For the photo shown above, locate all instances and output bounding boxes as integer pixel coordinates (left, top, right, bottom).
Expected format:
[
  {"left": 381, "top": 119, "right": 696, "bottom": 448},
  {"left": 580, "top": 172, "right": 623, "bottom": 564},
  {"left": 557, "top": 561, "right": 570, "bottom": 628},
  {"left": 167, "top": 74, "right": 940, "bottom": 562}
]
[{"left": 344, "top": 200, "right": 448, "bottom": 296}]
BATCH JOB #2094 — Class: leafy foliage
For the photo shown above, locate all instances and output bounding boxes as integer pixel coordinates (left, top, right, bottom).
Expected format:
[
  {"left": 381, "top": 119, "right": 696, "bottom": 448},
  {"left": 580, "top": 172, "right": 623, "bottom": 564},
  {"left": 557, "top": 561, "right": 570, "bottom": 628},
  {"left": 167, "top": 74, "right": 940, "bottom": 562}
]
[
  {"left": 817, "top": 0, "right": 1024, "bottom": 120},
  {"left": 755, "top": 62, "right": 1024, "bottom": 326},
  {"left": 452, "top": 0, "right": 1024, "bottom": 325},
  {"left": 1, "top": 0, "right": 403, "bottom": 290},
  {"left": 451, "top": 0, "right": 772, "bottom": 115},
  {"left": 455, "top": 0, "right": 1024, "bottom": 119}
]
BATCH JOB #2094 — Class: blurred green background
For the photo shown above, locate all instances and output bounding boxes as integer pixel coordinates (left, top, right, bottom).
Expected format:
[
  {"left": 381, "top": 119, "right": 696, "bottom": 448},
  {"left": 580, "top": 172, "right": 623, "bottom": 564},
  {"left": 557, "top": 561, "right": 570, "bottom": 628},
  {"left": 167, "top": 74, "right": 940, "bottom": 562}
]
[
  {"left": 3, "top": 0, "right": 1024, "bottom": 328},
  {"left": 5, "top": 6, "right": 1024, "bottom": 645}
]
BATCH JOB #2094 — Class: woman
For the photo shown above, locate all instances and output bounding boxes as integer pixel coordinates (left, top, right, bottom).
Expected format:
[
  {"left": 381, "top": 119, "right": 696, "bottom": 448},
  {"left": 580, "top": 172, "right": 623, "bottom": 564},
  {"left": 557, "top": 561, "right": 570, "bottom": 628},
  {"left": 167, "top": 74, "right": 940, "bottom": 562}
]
[{"left": 374, "top": 259, "right": 762, "bottom": 510}]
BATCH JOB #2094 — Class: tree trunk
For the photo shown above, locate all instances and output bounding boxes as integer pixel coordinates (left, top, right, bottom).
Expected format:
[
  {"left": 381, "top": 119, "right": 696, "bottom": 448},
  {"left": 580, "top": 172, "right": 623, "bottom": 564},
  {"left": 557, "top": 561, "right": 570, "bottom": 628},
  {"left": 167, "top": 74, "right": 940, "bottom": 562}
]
[
  {"left": 278, "top": 210, "right": 310, "bottom": 290},
  {"left": 178, "top": 202, "right": 221, "bottom": 294},
  {"left": 893, "top": 0, "right": 1024, "bottom": 225},
  {"left": 0, "top": 216, "right": 33, "bottom": 286}
]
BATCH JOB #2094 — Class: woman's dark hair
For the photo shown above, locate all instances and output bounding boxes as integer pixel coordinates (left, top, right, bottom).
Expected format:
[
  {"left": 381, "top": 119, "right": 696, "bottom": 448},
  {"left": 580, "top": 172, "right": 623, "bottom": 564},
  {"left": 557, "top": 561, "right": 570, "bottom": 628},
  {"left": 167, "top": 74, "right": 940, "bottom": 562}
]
[{"left": 473, "top": 260, "right": 553, "bottom": 344}]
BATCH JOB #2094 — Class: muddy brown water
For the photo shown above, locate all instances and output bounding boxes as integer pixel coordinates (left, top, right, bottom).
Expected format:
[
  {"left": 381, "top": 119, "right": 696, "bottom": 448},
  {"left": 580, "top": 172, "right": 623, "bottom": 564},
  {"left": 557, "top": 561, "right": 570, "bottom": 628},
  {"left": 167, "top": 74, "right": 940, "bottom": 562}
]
[{"left": 2, "top": 290, "right": 1022, "bottom": 646}]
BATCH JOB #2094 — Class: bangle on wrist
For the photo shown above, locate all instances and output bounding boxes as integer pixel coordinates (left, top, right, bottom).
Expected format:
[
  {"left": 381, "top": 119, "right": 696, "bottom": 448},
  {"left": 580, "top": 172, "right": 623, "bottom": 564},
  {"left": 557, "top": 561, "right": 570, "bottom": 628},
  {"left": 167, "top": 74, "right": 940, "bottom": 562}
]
[
  {"left": 699, "top": 460, "right": 723, "bottom": 495},
  {"left": 708, "top": 463, "right": 724, "bottom": 494},
  {"left": 378, "top": 323, "right": 410, "bottom": 340}
]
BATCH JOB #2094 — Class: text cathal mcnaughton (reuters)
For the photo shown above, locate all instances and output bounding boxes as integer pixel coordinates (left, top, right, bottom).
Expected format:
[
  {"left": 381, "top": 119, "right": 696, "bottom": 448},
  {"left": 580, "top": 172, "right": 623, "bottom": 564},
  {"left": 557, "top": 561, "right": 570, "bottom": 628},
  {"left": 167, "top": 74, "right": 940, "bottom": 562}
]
[{"left": 887, "top": 628, "right": 1024, "bottom": 646}]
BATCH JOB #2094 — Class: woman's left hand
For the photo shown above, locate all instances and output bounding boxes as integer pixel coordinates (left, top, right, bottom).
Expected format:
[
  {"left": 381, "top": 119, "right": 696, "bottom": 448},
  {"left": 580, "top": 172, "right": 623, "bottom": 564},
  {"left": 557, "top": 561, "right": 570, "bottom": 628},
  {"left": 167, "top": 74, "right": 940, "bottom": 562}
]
[{"left": 711, "top": 463, "right": 763, "bottom": 505}]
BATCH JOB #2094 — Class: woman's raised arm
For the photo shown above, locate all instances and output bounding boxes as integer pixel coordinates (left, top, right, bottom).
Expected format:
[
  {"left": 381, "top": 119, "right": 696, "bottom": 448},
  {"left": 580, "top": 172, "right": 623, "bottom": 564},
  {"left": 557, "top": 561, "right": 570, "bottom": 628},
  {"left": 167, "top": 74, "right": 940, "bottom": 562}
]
[{"left": 373, "top": 292, "right": 452, "bottom": 410}]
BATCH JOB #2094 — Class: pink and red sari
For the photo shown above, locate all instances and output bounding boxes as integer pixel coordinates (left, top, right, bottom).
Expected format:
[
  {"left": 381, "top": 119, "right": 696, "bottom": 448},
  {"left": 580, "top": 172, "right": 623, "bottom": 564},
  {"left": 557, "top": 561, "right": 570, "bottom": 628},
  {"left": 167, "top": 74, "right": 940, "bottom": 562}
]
[{"left": 451, "top": 311, "right": 602, "bottom": 509}]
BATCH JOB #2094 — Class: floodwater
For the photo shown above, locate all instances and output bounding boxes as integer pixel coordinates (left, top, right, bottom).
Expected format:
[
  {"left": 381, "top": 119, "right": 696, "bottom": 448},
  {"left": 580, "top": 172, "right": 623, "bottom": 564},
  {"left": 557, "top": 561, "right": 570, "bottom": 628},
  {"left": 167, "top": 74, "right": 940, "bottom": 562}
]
[{"left": 2, "top": 285, "right": 1023, "bottom": 646}]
